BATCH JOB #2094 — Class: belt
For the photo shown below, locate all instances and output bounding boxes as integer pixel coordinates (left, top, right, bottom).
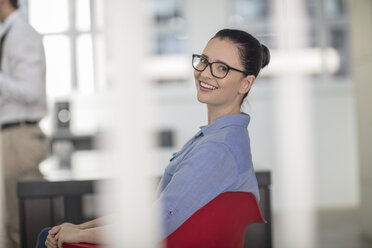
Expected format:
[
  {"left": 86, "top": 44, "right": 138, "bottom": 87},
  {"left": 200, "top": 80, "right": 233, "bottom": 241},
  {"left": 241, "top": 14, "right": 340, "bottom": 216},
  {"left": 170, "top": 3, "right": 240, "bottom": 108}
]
[{"left": 1, "top": 120, "right": 38, "bottom": 130}]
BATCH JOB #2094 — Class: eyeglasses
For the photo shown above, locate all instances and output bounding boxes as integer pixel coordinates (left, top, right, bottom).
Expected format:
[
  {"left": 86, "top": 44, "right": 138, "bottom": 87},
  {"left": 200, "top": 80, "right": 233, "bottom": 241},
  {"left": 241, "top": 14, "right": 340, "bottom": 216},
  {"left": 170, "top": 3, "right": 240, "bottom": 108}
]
[{"left": 192, "top": 54, "right": 248, "bottom": 79}]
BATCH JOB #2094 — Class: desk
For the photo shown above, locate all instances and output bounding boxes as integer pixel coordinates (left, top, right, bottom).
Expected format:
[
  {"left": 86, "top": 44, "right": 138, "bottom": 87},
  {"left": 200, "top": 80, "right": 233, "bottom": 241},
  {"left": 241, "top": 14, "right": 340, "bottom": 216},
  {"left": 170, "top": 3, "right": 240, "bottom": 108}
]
[{"left": 17, "top": 176, "right": 98, "bottom": 248}]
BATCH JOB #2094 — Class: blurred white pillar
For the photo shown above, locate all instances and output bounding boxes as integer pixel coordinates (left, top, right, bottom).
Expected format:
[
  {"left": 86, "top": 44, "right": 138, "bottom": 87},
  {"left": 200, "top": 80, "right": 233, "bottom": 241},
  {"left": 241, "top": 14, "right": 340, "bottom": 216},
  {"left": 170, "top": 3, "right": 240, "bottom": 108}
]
[
  {"left": 272, "top": 0, "right": 317, "bottom": 247},
  {"left": 102, "top": 0, "right": 160, "bottom": 247}
]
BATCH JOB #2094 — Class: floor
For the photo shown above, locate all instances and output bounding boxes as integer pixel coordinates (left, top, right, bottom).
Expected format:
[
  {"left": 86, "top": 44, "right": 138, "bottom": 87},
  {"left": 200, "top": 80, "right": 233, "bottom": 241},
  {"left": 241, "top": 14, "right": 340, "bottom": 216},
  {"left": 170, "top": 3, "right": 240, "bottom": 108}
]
[
  {"left": 273, "top": 208, "right": 372, "bottom": 248},
  {"left": 317, "top": 208, "right": 372, "bottom": 248}
]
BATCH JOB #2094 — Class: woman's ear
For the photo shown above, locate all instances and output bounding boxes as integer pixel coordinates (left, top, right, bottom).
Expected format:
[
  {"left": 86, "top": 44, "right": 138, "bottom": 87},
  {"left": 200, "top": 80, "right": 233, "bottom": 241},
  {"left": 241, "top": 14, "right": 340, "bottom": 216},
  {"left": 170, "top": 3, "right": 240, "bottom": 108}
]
[{"left": 239, "top": 75, "right": 255, "bottom": 95}]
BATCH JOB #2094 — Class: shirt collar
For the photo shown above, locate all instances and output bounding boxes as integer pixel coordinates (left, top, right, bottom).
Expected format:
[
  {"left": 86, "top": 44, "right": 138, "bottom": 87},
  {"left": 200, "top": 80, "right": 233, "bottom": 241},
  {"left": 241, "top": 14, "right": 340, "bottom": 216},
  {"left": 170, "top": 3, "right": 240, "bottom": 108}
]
[
  {"left": 1, "top": 10, "right": 20, "bottom": 36},
  {"left": 199, "top": 113, "right": 251, "bottom": 136}
]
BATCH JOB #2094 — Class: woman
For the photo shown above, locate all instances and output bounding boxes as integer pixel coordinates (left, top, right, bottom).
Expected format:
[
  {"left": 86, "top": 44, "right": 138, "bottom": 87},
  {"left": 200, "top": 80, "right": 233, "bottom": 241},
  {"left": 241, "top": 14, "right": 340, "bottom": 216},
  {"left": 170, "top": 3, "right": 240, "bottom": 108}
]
[{"left": 38, "top": 28, "right": 270, "bottom": 248}]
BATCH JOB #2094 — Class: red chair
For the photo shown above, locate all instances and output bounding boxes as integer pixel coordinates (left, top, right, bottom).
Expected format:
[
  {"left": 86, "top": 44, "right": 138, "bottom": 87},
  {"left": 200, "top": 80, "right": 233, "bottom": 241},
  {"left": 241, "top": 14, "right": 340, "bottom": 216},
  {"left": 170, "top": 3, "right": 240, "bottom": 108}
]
[
  {"left": 63, "top": 243, "right": 101, "bottom": 248},
  {"left": 64, "top": 192, "right": 265, "bottom": 248},
  {"left": 165, "top": 191, "right": 266, "bottom": 248}
]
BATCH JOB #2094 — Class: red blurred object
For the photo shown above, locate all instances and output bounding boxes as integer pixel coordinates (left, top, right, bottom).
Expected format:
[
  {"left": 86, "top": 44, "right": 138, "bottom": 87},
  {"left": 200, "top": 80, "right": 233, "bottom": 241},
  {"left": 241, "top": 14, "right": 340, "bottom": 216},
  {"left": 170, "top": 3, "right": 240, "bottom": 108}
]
[
  {"left": 63, "top": 192, "right": 265, "bottom": 248},
  {"left": 63, "top": 243, "right": 101, "bottom": 248},
  {"left": 165, "top": 191, "right": 266, "bottom": 248}
]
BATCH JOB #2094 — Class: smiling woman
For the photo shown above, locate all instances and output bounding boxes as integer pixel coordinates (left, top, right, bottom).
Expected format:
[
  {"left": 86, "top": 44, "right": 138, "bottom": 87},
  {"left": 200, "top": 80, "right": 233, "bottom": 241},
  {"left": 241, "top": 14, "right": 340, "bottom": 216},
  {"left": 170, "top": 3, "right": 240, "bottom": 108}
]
[
  {"left": 36, "top": 29, "right": 270, "bottom": 248},
  {"left": 193, "top": 29, "right": 270, "bottom": 123},
  {"left": 156, "top": 28, "right": 271, "bottom": 239}
]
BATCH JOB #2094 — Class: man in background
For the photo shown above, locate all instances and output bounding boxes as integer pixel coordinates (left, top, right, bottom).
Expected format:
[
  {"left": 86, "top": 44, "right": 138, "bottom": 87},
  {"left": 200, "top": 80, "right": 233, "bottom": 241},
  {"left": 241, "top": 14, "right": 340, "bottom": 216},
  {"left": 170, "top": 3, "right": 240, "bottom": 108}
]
[{"left": 0, "top": 0, "right": 49, "bottom": 246}]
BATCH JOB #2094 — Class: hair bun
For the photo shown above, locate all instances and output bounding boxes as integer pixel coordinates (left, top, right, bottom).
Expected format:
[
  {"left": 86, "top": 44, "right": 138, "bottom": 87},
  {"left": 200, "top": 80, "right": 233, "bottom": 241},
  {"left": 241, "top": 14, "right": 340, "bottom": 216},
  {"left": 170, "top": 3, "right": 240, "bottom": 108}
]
[{"left": 261, "top": 44, "right": 270, "bottom": 69}]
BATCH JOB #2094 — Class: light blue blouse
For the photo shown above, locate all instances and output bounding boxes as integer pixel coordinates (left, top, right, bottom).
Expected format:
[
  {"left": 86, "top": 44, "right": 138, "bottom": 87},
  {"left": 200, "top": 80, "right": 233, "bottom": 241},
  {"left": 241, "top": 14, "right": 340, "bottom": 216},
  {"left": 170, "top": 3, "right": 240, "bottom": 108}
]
[{"left": 156, "top": 113, "right": 259, "bottom": 239}]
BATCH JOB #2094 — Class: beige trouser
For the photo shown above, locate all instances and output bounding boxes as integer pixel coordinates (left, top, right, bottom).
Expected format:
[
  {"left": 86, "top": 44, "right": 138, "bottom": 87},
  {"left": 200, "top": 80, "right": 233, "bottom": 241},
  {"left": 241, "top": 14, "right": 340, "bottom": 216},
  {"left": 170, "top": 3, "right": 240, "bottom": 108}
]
[{"left": 0, "top": 124, "right": 50, "bottom": 248}]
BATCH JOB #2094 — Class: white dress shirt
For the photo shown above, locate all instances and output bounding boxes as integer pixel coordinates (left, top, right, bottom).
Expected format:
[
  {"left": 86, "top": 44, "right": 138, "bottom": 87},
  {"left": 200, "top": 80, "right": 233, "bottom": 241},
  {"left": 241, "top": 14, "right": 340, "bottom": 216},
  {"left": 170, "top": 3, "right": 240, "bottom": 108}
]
[{"left": 0, "top": 10, "right": 47, "bottom": 125}]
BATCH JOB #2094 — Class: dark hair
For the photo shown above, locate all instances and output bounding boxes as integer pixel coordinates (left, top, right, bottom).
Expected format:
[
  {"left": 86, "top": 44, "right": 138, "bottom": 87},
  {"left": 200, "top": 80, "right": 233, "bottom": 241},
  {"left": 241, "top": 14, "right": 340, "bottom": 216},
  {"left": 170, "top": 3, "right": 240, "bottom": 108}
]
[
  {"left": 9, "top": 0, "right": 18, "bottom": 8},
  {"left": 212, "top": 29, "right": 270, "bottom": 102}
]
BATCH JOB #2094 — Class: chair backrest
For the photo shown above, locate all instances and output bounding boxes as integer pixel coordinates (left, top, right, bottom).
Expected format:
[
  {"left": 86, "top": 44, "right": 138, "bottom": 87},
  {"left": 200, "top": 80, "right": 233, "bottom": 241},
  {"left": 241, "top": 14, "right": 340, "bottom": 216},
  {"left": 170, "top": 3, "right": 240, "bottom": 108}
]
[
  {"left": 63, "top": 243, "right": 101, "bottom": 248},
  {"left": 166, "top": 191, "right": 266, "bottom": 248}
]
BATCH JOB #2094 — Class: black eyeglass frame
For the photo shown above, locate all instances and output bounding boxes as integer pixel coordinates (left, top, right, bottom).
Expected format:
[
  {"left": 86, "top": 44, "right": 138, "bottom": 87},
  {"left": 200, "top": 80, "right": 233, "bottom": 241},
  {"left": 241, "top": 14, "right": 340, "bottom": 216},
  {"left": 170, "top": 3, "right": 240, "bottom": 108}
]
[{"left": 192, "top": 54, "right": 249, "bottom": 79}]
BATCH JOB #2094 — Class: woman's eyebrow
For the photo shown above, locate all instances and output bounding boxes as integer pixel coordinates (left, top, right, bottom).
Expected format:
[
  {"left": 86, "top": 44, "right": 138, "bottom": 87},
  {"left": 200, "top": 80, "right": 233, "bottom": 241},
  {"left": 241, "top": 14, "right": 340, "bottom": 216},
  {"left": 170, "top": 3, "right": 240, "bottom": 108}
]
[
  {"left": 215, "top": 59, "right": 228, "bottom": 64},
  {"left": 201, "top": 54, "right": 228, "bottom": 64}
]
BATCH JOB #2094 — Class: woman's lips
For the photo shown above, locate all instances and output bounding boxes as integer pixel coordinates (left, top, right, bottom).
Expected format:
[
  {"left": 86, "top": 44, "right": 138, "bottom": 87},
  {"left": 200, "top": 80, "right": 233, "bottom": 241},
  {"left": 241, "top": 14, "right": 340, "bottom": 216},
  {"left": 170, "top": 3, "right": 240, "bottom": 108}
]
[{"left": 199, "top": 81, "right": 218, "bottom": 91}]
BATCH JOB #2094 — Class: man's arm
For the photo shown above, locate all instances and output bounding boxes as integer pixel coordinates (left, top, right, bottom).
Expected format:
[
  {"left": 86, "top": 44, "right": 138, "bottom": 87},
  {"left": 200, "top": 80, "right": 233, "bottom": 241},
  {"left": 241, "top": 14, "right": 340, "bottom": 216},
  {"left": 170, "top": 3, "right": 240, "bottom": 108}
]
[{"left": 0, "top": 27, "right": 46, "bottom": 104}]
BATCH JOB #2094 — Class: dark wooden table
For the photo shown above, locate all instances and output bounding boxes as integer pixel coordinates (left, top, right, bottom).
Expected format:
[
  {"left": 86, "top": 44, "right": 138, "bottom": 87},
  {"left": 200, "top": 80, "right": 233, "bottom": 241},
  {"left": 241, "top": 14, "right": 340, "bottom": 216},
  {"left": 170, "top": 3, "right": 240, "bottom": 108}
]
[{"left": 17, "top": 176, "right": 98, "bottom": 248}]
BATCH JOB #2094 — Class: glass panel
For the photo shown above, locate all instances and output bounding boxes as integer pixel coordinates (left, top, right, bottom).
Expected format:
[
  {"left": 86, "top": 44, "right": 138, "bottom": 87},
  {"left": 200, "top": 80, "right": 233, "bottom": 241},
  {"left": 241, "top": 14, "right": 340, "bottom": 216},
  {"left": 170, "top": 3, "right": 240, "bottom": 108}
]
[
  {"left": 305, "top": 0, "right": 318, "bottom": 19},
  {"left": 94, "top": 34, "right": 106, "bottom": 90},
  {"left": 232, "top": 0, "right": 269, "bottom": 20},
  {"left": 324, "top": 0, "right": 346, "bottom": 18},
  {"left": 76, "top": 0, "right": 91, "bottom": 31},
  {"left": 29, "top": 0, "right": 69, "bottom": 33},
  {"left": 153, "top": 0, "right": 178, "bottom": 22},
  {"left": 77, "top": 34, "right": 95, "bottom": 94},
  {"left": 43, "top": 35, "right": 72, "bottom": 97},
  {"left": 151, "top": 0, "right": 187, "bottom": 54},
  {"left": 156, "top": 32, "right": 186, "bottom": 54},
  {"left": 329, "top": 27, "right": 349, "bottom": 76}
]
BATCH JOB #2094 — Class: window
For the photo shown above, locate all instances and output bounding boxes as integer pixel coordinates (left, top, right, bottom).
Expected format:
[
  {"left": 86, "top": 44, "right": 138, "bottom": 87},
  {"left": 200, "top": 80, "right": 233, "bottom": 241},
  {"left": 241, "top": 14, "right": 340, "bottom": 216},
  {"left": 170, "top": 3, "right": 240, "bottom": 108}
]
[
  {"left": 228, "top": 0, "right": 274, "bottom": 49},
  {"left": 306, "top": 0, "right": 350, "bottom": 77},
  {"left": 25, "top": 0, "right": 105, "bottom": 98},
  {"left": 231, "top": 0, "right": 270, "bottom": 21},
  {"left": 149, "top": 0, "right": 188, "bottom": 54},
  {"left": 229, "top": 0, "right": 350, "bottom": 79}
]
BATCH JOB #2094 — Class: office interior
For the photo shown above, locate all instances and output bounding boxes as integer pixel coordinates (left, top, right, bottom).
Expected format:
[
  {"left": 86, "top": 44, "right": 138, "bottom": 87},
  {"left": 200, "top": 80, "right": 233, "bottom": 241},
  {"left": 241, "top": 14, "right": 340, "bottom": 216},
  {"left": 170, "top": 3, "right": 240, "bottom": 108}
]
[{"left": 0, "top": 0, "right": 371, "bottom": 247}]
